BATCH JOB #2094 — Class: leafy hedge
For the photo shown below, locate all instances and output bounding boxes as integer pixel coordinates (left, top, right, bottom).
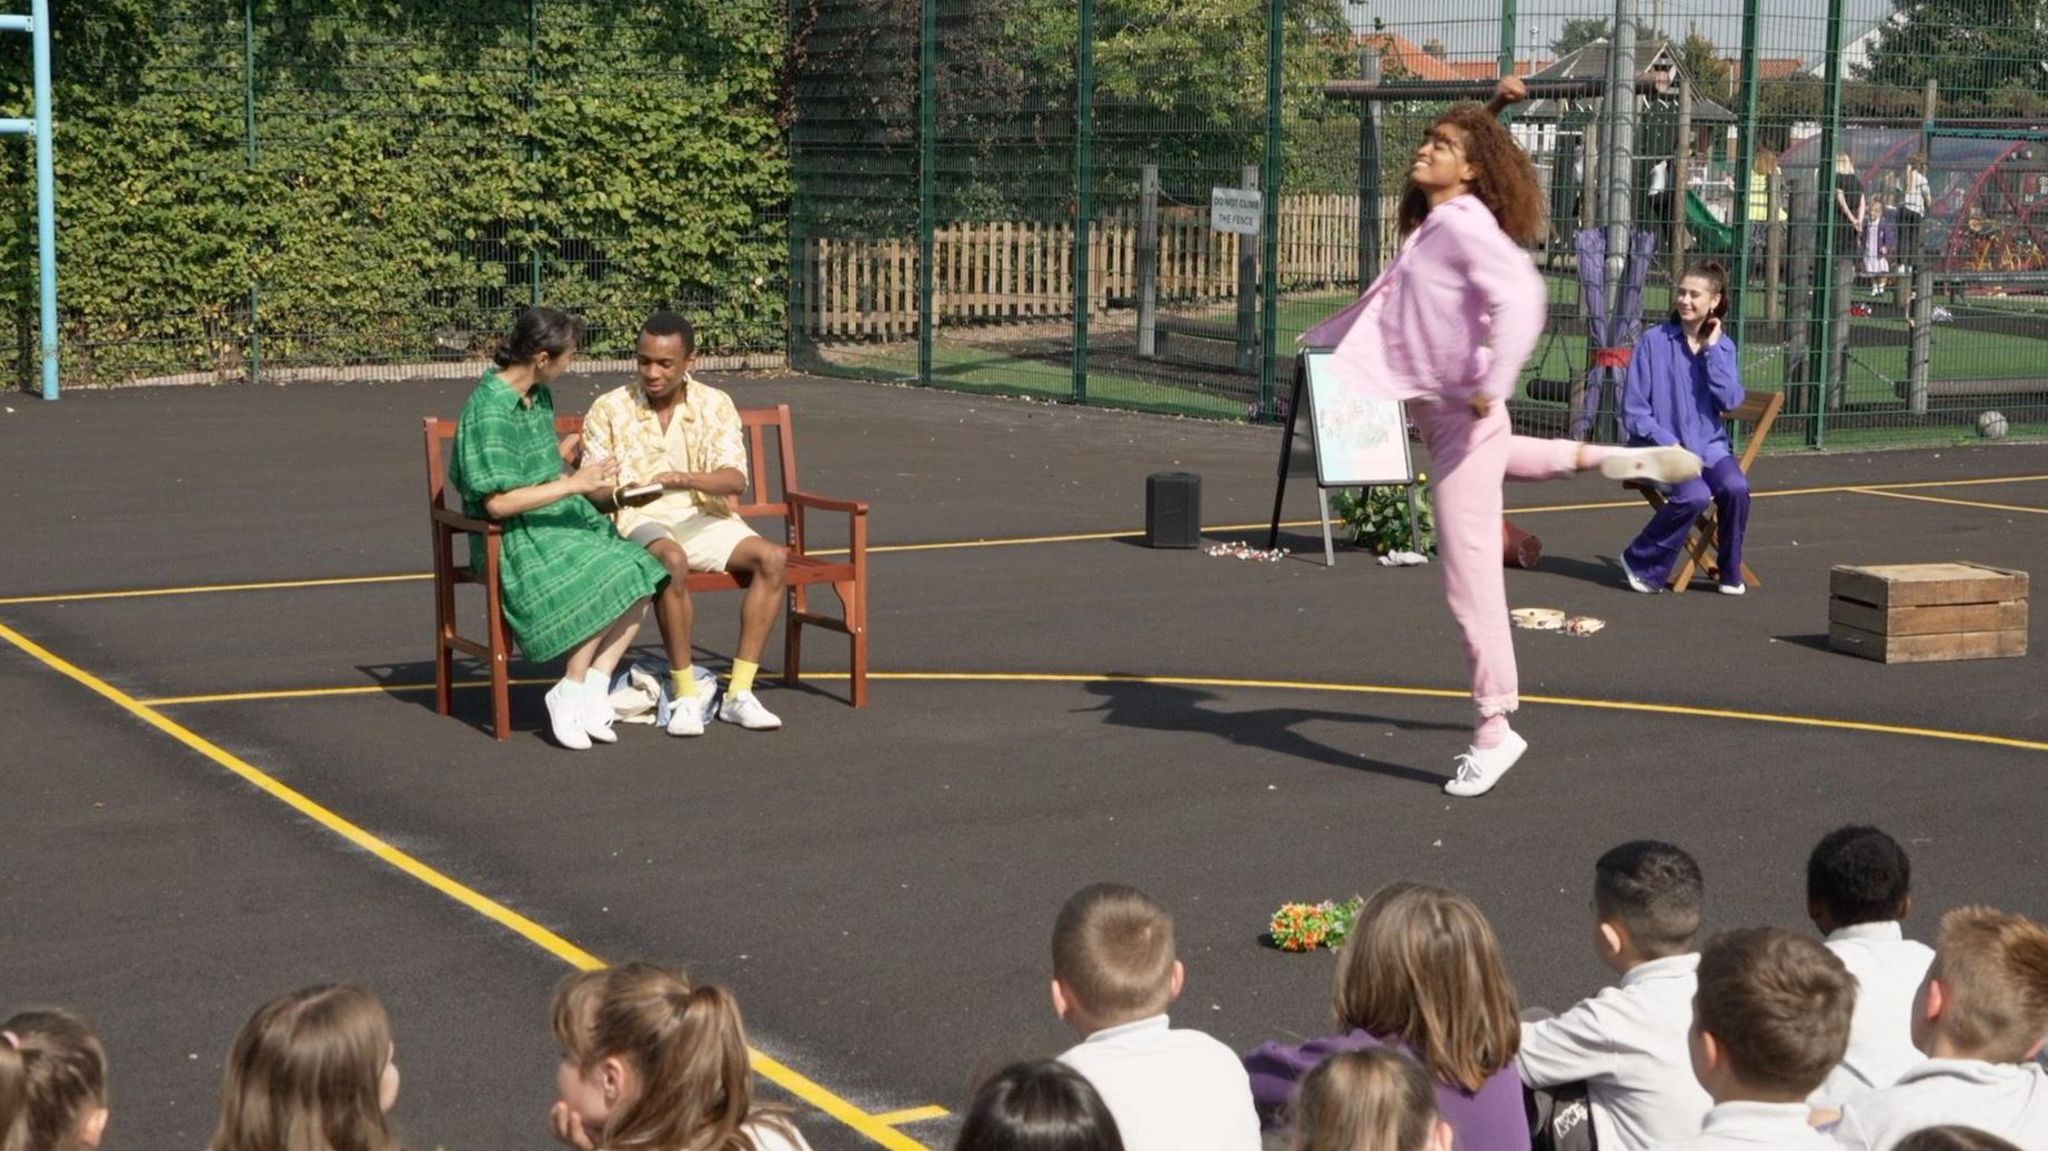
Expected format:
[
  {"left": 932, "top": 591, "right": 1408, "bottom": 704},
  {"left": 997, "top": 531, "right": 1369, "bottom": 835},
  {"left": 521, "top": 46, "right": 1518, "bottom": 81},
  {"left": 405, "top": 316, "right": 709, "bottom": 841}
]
[{"left": 1, "top": 0, "right": 788, "bottom": 386}]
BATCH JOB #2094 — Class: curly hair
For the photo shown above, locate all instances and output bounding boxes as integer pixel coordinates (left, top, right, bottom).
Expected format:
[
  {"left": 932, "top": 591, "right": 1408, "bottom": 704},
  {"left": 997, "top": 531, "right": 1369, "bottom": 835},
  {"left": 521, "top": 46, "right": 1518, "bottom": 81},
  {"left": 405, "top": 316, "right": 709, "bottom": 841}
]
[{"left": 1397, "top": 103, "right": 1547, "bottom": 247}]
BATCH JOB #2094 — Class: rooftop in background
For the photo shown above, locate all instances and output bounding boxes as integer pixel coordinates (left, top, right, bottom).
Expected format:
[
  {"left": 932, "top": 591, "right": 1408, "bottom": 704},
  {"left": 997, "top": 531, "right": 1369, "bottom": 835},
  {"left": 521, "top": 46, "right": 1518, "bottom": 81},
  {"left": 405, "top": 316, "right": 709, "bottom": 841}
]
[{"left": 1355, "top": 31, "right": 1468, "bottom": 83}]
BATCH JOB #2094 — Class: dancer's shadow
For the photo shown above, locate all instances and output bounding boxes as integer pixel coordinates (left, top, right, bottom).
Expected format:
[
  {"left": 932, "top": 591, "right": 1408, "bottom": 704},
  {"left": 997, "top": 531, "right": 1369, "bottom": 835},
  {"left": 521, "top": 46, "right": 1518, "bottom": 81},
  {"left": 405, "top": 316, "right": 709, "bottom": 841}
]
[
  {"left": 1519, "top": 553, "right": 1627, "bottom": 591},
  {"left": 1076, "top": 677, "right": 1463, "bottom": 788}
]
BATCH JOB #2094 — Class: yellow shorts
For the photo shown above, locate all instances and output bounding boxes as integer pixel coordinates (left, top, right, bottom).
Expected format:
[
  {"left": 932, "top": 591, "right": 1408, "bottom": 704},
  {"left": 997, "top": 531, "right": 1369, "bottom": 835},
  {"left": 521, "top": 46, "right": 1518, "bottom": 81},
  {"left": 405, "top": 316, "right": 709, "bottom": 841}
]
[{"left": 626, "top": 514, "right": 760, "bottom": 574}]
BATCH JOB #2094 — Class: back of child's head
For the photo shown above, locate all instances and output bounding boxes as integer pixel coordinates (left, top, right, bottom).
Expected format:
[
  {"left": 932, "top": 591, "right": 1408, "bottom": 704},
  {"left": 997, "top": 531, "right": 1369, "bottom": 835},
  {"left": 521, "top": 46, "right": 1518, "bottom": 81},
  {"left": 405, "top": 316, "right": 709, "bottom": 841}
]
[
  {"left": 1, "top": 1009, "right": 108, "bottom": 1151},
  {"left": 1893, "top": 1126, "right": 2025, "bottom": 1151},
  {"left": 1594, "top": 841, "right": 1705, "bottom": 958},
  {"left": 208, "top": 984, "right": 397, "bottom": 1151},
  {"left": 1807, "top": 825, "right": 1913, "bottom": 927},
  {"left": 1332, "top": 882, "right": 1520, "bottom": 1094},
  {"left": 953, "top": 1060, "right": 1123, "bottom": 1151},
  {"left": 1290, "top": 1048, "right": 1441, "bottom": 1151},
  {"left": 1929, "top": 906, "right": 2048, "bottom": 1063},
  {"left": 551, "top": 963, "right": 760, "bottom": 1150},
  {"left": 1397, "top": 104, "right": 1546, "bottom": 246},
  {"left": 1050, "top": 884, "right": 1176, "bottom": 1026},
  {"left": 1694, "top": 927, "right": 1855, "bottom": 1097}
]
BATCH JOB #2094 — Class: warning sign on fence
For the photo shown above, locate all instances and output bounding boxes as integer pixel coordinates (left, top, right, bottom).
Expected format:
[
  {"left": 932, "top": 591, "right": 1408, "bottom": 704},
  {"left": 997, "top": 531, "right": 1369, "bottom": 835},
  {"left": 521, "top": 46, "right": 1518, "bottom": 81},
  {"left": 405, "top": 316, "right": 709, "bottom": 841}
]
[{"left": 1211, "top": 187, "right": 1262, "bottom": 234}]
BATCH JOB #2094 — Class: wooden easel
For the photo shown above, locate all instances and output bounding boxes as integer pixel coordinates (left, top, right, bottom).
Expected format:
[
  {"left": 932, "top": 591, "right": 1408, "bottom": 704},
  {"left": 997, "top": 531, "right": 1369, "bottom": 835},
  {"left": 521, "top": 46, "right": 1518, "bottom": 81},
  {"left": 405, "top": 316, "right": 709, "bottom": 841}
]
[{"left": 1265, "top": 351, "right": 1420, "bottom": 568}]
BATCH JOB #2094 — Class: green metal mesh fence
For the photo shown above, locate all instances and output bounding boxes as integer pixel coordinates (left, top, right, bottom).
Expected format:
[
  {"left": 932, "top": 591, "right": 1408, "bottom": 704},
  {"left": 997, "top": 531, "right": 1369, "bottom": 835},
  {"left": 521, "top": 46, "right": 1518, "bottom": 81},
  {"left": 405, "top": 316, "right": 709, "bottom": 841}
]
[{"left": 6, "top": 0, "right": 2044, "bottom": 446}]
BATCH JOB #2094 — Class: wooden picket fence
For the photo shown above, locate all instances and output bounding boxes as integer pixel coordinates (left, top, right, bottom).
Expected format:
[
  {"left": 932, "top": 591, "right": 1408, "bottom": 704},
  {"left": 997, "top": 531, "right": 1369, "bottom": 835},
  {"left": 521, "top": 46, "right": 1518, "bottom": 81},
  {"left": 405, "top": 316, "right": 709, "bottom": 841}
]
[{"left": 802, "top": 194, "right": 1390, "bottom": 340}]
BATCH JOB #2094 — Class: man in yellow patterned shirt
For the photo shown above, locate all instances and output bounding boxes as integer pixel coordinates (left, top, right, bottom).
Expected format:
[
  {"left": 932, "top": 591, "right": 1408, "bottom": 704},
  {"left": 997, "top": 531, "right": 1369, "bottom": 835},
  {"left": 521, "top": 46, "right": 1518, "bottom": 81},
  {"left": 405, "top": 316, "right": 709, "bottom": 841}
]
[{"left": 580, "top": 312, "right": 789, "bottom": 735}]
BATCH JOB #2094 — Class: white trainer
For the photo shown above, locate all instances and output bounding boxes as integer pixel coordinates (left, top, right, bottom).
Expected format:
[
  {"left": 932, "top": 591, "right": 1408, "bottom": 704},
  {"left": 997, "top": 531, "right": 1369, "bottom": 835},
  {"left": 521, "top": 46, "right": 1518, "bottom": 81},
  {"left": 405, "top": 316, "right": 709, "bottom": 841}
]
[
  {"left": 666, "top": 692, "right": 706, "bottom": 737},
  {"left": 581, "top": 679, "right": 618, "bottom": 744},
  {"left": 1599, "top": 446, "right": 1703, "bottom": 485},
  {"left": 1718, "top": 581, "right": 1748, "bottom": 596},
  {"left": 544, "top": 682, "right": 592, "bottom": 751},
  {"left": 717, "top": 691, "right": 783, "bottom": 731},
  {"left": 1443, "top": 730, "right": 1528, "bottom": 798},
  {"left": 1619, "top": 555, "right": 1661, "bottom": 594}
]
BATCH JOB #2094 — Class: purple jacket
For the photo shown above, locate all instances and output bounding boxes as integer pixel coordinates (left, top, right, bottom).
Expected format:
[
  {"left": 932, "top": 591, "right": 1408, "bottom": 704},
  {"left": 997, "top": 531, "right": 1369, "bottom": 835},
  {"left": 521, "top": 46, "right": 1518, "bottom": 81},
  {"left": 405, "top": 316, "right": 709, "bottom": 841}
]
[
  {"left": 1621, "top": 321, "right": 1744, "bottom": 468},
  {"left": 1302, "top": 193, "right": 1546, "bottom": 406},
  {"left": 1243, "top": 1028, "right": 1532, "bottom": 1151}
]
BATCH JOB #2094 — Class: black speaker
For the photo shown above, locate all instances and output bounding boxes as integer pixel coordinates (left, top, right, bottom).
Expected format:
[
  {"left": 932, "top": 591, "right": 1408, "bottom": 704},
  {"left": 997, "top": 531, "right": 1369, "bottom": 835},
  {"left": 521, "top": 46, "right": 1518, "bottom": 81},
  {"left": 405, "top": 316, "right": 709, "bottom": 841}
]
[{"left": 1145, "top": 471, "right": 1201, "bottom": 549}]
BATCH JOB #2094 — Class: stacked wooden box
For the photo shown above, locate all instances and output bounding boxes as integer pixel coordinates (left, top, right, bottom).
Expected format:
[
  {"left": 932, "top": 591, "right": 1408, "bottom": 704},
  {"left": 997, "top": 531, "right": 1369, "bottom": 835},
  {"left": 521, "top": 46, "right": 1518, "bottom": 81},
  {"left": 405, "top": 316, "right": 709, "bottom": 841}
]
[{"left": 1829, "top": 563, "right": 2029, "bottom": 663}]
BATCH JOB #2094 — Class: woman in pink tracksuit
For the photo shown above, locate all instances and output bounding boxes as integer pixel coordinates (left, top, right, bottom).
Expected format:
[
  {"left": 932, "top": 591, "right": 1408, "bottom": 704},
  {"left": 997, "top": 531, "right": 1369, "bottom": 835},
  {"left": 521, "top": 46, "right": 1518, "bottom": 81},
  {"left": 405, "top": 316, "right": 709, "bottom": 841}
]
[{"left": 1307, "top": 97, "right": 1702, "bottom": 798}]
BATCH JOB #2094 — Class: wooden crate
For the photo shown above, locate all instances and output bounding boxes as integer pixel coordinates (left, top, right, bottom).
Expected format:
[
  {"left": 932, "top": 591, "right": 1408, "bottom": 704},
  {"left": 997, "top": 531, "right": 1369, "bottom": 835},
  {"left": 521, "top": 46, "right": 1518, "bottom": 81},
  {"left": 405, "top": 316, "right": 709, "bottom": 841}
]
[{"left": 1828, "top": 562, "right": 2029, "bottom": 663}]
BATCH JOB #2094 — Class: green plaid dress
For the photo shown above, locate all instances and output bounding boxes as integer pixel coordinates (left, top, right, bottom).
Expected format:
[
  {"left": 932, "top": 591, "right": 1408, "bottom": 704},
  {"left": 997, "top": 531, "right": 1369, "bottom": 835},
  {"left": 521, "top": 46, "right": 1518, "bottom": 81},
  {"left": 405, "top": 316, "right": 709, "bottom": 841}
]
[{"left": 450, "top": 371, "right": 667, "bottom": 663}]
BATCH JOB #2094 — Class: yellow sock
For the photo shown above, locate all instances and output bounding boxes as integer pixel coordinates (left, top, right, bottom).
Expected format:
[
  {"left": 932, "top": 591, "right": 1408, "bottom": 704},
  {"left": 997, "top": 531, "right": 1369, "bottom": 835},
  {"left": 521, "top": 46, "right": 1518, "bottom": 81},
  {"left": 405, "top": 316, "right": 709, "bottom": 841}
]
[
  {"left": 729, "top": 659, "right": 759, "bottom": 696},
  {"left": 670, "top": 666, "right": 699, "bottom": 700}
]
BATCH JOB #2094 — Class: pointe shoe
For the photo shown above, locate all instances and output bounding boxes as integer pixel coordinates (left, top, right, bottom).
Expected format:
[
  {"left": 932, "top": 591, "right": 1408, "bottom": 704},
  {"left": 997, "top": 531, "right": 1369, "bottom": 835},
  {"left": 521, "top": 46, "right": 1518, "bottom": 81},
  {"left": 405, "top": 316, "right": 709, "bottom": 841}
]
[{"left": 1599, "top": 446, "right": 1703, "bottom": 485}]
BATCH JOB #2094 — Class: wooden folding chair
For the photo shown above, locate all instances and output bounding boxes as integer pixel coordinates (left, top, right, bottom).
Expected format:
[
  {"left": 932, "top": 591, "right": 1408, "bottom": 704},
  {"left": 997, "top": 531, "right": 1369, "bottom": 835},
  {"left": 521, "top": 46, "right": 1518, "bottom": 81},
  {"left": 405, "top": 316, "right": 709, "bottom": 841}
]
[{"left": 1624, "top": 390, "right": 1784, "bottom": 593}]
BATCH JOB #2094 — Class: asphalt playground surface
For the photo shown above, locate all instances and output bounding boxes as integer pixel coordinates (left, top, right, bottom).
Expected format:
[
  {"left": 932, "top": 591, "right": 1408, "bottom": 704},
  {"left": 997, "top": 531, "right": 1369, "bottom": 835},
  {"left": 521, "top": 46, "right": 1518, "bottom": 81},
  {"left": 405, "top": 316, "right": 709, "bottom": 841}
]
[{"left": 3, "top": 373, "right": 2046, "bottom": 1150}]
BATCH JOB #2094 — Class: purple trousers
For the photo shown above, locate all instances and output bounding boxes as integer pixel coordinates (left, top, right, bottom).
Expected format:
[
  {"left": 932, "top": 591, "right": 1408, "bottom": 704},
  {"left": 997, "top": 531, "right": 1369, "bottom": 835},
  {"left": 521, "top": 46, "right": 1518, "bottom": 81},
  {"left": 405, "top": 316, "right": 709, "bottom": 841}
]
[{"left": 1622, "top": 454, "right": 1749, "bottom": 587}]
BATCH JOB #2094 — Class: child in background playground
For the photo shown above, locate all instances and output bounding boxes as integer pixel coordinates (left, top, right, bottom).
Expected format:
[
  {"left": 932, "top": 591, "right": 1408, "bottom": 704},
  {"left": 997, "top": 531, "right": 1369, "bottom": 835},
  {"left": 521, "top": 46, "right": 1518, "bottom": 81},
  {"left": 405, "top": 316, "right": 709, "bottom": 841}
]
[
  {"left": 548, "top": 964, "right": 813, "bottom": 1151},
  {"left": 1618, "top": 261, "right": 1750, "bottom": 596},
  {"left": 207, "top": 985, "right": 405, "bottom": 1151},
  {"left": 0, "top": 1007, "right": 111, "bottom": 1151},
  {"left": 1303, "top": 86, "right": 1702, "bottom": 797},
  {"left": 448, "top": 307, "right": 670, "bottom": 751}
]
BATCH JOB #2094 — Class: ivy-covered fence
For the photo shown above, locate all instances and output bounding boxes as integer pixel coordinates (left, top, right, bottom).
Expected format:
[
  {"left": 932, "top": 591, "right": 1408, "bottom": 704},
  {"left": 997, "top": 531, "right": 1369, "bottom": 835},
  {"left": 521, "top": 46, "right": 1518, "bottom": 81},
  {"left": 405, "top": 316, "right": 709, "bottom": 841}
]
[{"left": 0, "top": 0, "right": 787, "bottom": 387}]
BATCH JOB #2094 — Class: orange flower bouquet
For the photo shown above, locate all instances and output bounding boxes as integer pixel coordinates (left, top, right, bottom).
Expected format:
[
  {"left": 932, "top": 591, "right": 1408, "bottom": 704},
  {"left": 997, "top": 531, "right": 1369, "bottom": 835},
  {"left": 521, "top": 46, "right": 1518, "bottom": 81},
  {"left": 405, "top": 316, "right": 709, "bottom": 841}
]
[{"left": 1267, "top": 896, "right": 1364, "bottom": 952}]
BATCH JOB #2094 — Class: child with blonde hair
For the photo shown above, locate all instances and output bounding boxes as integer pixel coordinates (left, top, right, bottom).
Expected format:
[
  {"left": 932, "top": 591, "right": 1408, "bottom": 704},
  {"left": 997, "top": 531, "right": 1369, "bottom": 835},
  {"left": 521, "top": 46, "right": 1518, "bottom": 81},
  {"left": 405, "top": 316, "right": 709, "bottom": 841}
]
[
  {"left": 1246, "top": 882, "right": 1529, "bottom": 1150},
  {"left": 1832, "top": 907, "right": 2048, "bottom": 1150},
  {"left": 1291, "top": 1048, "right": 1453, "bottom": 1151},
  {"left": 1, "top": 1008, "right": 110, "bottom": 1151},
  {"left": 208, "top": 984, "right": 404, "bottom": 1151},
  {"left": 549, "top": 963, "right": 811, "bottom": 1151}
]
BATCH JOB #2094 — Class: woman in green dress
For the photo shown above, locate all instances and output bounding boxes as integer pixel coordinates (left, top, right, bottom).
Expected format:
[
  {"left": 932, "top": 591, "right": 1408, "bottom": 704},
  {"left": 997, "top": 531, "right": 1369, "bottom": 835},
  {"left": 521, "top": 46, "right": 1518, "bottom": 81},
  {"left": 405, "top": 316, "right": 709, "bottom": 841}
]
[{"left": 451, "top": 308, "right": 669, "bottom": 750}]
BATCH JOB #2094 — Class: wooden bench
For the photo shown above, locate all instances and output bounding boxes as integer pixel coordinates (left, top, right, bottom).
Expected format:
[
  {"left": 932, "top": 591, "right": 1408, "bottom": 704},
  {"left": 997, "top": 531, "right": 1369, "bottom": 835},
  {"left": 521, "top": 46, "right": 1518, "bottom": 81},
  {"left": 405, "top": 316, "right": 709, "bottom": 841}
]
[
  {"left": 1624, "top": 390, "right": 1784, "bottom": 593},
  {"left": 424, "top": 404, "right": 869, "bottom": 739}
]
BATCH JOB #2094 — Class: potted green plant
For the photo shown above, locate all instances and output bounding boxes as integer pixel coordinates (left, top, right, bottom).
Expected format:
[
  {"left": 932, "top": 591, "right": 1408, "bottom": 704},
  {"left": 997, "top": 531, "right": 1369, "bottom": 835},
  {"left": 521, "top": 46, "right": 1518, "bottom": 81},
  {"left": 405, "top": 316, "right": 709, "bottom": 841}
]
[{"left": 1330, "top": 481, "right": 1434, "bottom": 557}]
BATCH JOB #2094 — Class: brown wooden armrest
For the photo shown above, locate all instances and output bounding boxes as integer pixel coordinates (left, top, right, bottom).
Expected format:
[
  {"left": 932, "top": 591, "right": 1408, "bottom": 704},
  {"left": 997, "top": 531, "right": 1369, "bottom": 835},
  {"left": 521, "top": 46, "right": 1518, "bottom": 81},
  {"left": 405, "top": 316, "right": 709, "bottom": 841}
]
[
  {"left": 787, "top": 489, "right": 869, "bottom": 515},
  {"left": 431, "top": 507, "right": 499, "bottom": 534}
]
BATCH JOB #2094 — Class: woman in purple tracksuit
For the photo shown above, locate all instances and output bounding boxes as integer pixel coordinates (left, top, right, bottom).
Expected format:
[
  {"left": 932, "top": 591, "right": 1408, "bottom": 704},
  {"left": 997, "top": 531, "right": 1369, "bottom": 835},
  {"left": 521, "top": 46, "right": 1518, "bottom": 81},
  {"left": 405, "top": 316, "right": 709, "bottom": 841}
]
[{"left": 1618, "top": 261, "right": 1751, "bottom": 595}]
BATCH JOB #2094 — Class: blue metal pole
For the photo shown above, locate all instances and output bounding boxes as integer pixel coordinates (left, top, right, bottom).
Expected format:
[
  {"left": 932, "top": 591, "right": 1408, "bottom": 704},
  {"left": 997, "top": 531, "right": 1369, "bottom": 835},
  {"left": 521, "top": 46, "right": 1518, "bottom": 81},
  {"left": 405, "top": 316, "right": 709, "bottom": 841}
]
[{"left": 31, "top": 0, "right": 57, "bottom": 399}]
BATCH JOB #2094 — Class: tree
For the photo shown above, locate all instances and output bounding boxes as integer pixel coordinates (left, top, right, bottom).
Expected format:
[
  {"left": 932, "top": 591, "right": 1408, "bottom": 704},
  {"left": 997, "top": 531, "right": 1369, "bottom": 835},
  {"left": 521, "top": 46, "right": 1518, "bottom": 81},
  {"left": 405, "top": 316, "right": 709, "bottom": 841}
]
[
  {"left": 1550, "top": 17, "right": 1611, "bottom": 56},
  {"left": 1675, "top": 26, "right": 1732, "bottom": 100},
  {"left": 1853, "top": 0, "right": 2048, "bottom": 109}
]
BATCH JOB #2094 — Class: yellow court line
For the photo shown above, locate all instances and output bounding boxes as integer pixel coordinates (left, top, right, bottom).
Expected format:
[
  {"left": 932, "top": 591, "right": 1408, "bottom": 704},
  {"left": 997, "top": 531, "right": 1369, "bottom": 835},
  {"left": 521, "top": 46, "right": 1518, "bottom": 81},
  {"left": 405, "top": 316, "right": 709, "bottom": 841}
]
[
  {"left": 7, "top": 472, "right": 2048, "bottom": 607},
  {"left": 0, "top": 620, "right": 931, "bottom": 1151},
  {"left": 0, "top": 573, "right": 431, "bottom": 607},
  {"left": 872, "top": 1106, "right": 951, "bottom": 1127},
  {"left": 144, "top": 668, "right": 2048, "bottom": 755},
  {"left": 1847, "top": 488, "right": 2048, "bottom": 516}
]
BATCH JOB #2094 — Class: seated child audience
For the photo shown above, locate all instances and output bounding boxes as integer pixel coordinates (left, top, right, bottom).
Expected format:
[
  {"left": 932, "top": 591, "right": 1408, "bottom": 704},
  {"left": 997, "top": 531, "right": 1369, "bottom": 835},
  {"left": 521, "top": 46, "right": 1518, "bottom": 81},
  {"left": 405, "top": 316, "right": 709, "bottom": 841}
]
[
  {"left": 1245, "top": 882, "right": 1530, "bottom": 1151},
  {"left": 0, "top": 1008, "right": 110, "bottom": 1151},
  {"left": 1291, "top": 1048, "right": 1454, "bottom": 1151},
  {"left": 1890, "top": 1127, "right": 2023, "bottom": 1151},
  {"left": 1831, "top": 907, "right": 2048, "bottom": 1151},
  {"left": 1518, "top": 841, "right": 1714, "bottom": 1151},
  {"left": 1049, "top": 883, "right": 1260, "bottom": 1151},
  {"left": 208, "top": 984, "right": 403, "bottom": 1151},
  {"left": 549, "top": 963, "right": 811, "bottom": 1151},
  {"left": 954, "top": 1060, "right": 1125, "bottom": 1151},
  {"left": 1807, "top": 826, "right": 1936, "bottom": 1104},
  {"left": 1653, "top": 927, "right": 1855, "bottom": 1150}
]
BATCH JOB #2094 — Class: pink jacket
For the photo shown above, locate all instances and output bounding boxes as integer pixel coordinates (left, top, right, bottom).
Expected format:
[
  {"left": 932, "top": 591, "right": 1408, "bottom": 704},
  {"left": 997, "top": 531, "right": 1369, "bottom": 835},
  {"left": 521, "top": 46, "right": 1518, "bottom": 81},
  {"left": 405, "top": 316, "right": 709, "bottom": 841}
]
[{"left": 1302, "top": 193, "right": 1545, "bottom": 405}]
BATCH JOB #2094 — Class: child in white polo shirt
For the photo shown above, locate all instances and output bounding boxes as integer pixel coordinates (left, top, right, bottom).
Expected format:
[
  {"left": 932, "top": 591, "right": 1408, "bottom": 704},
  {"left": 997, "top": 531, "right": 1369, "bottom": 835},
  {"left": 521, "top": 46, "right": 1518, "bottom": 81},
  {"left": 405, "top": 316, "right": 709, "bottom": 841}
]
[
  {"left": 1050, "top": 883, "right": 1261, "bottom": 1151},
  {"left": 1806, "top": 826, "right": 1936, "bottom": 1105},
  {"left": 1648, "top": 927, "right": 1856, "bottom": 1150},
  {"left": 1832, "top": 906, "right": 2048, "bottom": 1151},
  {"left": 1519, "top": 841, "right": 1715, "bottom": 1151}
]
